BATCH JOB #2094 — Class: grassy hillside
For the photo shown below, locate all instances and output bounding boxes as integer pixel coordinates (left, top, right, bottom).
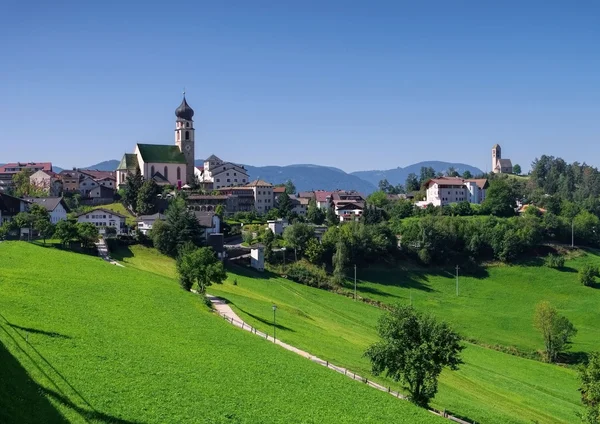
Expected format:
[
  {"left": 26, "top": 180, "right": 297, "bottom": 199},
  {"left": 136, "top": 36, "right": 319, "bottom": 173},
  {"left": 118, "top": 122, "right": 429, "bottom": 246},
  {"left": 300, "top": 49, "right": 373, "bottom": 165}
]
[
  {"left": 348, "top": 253, "right": 600, "bottom": 354},
  {"left": 0, "top": 242, "right": 440, "bottom": 424},
  {"left": 112, "top": 246, "right": 584, "bottom": 423}
]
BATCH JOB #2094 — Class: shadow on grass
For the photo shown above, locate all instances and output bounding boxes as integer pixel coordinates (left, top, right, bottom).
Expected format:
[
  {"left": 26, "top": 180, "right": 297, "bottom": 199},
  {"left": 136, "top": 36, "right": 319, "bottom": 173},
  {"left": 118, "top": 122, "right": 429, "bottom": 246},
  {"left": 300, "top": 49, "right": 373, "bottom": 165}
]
[
  {"left": 225, "top": 262, "right": 279, "bottom": 280},
  {"left": 236, "top": 308, "right": 296, "bottom": 332},
  {"left": 7, "top": 324, "right": 71, "bottom": 340},
  {"left": 560, "top": 351, "right": 589, "bottom": 365},
  {"left": 0, "top": 339, "right": 69, "bottom": 424},
  {"left": 358, "top": 269, "right": 436, "bottom": 293},
  {"left": 110, "top": 245, "right": 133, "bottom": 261},
  {"left": 0, "top": 314, "right": 142, "bottom": 424}
]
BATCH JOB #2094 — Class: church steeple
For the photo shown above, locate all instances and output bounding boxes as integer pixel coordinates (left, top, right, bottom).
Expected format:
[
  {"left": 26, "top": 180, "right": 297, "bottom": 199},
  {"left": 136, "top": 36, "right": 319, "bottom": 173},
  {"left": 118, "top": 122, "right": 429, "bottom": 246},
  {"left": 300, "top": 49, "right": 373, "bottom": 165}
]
[{"left": 174, "top": 92, "right": 196, "bottom": 184}]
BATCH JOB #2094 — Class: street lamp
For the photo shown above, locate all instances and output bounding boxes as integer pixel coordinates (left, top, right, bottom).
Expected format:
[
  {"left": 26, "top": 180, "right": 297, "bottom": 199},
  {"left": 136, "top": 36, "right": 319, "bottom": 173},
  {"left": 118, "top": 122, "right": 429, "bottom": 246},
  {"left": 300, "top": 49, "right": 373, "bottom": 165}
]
[{"left": 272, "top": 305, "right": 277, "bottom": 342}]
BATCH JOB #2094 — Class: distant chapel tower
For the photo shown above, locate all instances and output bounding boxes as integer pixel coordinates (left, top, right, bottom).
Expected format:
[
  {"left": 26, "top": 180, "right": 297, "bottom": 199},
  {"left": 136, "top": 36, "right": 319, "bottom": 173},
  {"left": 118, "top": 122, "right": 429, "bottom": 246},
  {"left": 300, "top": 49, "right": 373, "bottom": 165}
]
[
  {"left": 492, "top": 144, "right": 501, "bottom": 173},
  {"left": 174, "top": 93, "right": 195, "bottom": 184}
]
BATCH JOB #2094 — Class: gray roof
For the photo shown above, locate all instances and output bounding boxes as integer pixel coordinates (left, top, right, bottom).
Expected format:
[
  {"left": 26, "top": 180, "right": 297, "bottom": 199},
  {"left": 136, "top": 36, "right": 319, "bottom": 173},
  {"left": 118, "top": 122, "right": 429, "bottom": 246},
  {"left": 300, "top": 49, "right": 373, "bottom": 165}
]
[
  {"left": 499, "top": 158, "right": 513, "bottom": 167},
  {"left": 137, "top": 213, "right": 166, "bottom": 222},
  {"left": 23, "top": 196, "right": 68, "bottom": 212},
  {"left": 193, "top": 211, "right": 218, "bottom": 228}
]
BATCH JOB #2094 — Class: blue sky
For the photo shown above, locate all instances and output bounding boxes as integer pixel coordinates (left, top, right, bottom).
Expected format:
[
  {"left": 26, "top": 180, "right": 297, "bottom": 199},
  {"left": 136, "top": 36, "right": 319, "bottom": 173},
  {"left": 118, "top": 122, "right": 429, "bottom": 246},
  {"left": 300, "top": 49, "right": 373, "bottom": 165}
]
[{"left": 1, "top": 1, "right": 599, "bottom": 172}]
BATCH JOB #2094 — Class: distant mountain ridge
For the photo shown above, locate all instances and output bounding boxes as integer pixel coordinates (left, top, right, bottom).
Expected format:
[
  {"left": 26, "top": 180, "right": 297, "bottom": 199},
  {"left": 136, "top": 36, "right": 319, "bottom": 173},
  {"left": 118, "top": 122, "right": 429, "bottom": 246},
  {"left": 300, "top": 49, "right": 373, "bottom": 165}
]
[
  {"left": 351, "top": 161, "right": 485, "bottom": 188},
  {"left": 54, "top": 159, "right": 484, "bottom": 194}
]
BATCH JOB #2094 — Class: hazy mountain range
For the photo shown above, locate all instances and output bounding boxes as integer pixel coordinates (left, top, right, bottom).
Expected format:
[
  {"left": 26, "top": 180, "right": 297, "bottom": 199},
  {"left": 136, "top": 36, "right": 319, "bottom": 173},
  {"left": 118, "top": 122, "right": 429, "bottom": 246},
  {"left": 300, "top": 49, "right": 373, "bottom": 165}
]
[{"left": 49, "top": 159, "right": 484, "bottom": 194}]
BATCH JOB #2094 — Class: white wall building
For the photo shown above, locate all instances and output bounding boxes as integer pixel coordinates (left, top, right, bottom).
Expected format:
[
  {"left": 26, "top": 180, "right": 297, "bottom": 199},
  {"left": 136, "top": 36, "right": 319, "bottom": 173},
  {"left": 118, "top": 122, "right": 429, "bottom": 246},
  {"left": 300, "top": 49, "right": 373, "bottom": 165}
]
[
  {"left": 76, "top": 208, "right": 127, "bottom": 235},
  {"left": 24, "top": 197, "right": 68, "bottom": 223},
  {"left": 136, "top": 213, "right": 166, "bottom": 235},
  {"left": 250, "top": 245, "right": 265, "bottom": 271},
  {"left": 267, "top": 219, "right": 288, "bottom": 236},
  {"left": 195, "top": 154, "right": 249, "bottom": 189},
  {"left": 247, "top": 180, "right": 274, "bottom": 214},
  {"left": 419, "top": 177, "right": 488, "bottom": 207}
]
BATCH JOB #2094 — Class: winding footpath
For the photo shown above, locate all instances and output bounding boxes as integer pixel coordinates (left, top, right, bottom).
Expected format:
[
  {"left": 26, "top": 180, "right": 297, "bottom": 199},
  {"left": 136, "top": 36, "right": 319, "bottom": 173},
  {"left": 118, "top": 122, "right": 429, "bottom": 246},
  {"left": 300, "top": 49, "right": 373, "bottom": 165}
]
[{"left": 206, "top": 294, "right": 470, "bottom": 424}]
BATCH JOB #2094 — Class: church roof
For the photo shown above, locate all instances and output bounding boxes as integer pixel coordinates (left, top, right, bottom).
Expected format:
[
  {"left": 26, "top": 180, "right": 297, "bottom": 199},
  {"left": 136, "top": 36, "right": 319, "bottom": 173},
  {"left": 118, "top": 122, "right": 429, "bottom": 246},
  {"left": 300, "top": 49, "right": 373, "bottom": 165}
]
[
  {"left": 136, "top": 144, "right": 187, "bottom": 164},
  {"left": 499, "top": 158, "right": 512, "bottom": 167},
  {"left": 117, "top": 154, "right": 138, "bottom": 171},
  {"left": 151, "top": 171, "right": 171, "bottom": 185},
  {"left": 175, "top": 95, "right": 194, "bottom": 121},
  {"left": 492, "top": 144, "right": 501, "bottom": 149},
  {"left": 205, "top": 154, "right": 222, "bottom": 162}
]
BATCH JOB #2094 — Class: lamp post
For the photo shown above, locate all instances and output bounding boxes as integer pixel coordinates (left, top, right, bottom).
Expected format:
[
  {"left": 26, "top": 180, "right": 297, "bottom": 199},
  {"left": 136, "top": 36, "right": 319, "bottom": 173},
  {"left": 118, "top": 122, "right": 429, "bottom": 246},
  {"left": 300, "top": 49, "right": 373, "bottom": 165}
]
[{"left": 272, "top": 305, "right": 277, "bottom": 342}]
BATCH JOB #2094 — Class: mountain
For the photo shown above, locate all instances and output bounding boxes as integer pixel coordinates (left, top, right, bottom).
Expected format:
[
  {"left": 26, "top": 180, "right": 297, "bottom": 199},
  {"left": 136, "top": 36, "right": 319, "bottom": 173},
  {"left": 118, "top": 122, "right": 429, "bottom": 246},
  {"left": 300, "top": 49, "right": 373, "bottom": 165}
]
[
  {"left": 81, "top": 160, "right": 120, "bottom": 171},
  {"left": 195, "top": 160, "right": 377, "bottom": 193},
  {"left": 351, "top": 161, "right": 485, "bottom": 188}
]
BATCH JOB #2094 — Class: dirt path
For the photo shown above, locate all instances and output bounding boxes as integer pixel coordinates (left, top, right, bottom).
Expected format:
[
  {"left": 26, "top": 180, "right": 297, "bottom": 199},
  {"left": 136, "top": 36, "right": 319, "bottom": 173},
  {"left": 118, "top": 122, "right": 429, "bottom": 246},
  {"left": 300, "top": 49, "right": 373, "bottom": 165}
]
[
  {"left": 206, "top": 294, "right": 469, "bottom": 424},
  {"left": 95, "top": 238, "right": 124, "bottom": 267}
]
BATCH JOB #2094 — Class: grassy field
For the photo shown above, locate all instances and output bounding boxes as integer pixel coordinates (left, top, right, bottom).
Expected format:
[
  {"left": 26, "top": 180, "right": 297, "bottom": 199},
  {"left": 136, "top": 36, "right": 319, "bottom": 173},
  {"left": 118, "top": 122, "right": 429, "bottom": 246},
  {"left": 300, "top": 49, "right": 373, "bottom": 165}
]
[
  {"left": 347, "top": 252, "right": 600, "bottom": 354},
  {"left": 0, "top": 242, "right": 440, "bottom": 424},
  {"left": 107, "top": 244, "right": 590, "bottom": 423}
]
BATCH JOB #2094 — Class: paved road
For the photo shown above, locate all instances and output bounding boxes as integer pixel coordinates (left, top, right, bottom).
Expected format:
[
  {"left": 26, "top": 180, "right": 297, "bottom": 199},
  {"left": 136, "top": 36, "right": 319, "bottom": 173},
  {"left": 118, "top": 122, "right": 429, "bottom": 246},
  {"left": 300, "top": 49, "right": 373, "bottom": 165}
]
[{"left": 95, "top": 238, "right": 124, "bottom": 267}]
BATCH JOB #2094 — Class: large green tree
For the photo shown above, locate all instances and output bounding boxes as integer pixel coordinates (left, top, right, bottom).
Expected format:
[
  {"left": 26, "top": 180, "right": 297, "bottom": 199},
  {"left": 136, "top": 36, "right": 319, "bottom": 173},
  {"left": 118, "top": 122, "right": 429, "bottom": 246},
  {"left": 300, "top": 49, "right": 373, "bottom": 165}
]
[
  {"left": 283, "top": 222, "right": 314, "bottom": 261},
  {"left": 124, "top": 166, "right": 144, "bottom": 211},
  {"left": 405, "top": 173, "right": 420, "bottom": 192},
  {"left": 306, "top": 198, "right": 325, "bottom": 225},
  {"left": 136, "top": 180, "right": 160, "bottom": 215},
  {"left": 513, "top": 164, "right": 522, "bottom": 175},
  {"left": 54, "top": 220, "right": 78, "bottom": 247},
  {"left": 151, "top": 197, "right": 203, "bottom": 256},
  {"left": 284, "top": 179, "right": 296, "bottom": 195},
  {"left": 332, "top": 240, "right": 348, "bottom": 286},
  {"left": 365, "top": 305, "right": 463, "bottom": 406},
  {"left": 277, "top": 191, "right": 292, "bottom": 219},
  {"left": 534, "top": 301, "right": 577, "bottom": 362},
  {"left": 579, "top": 352, "right": 600, "bottom": 424},
  {"left": 176, "top": 246, "right": 226, "bottom": 293},
  {"left": 76, "top": 222, "right": 99, "bottom": 248},
  {"left": 482, "top": 178, "right": 517, "bottom": 217}
]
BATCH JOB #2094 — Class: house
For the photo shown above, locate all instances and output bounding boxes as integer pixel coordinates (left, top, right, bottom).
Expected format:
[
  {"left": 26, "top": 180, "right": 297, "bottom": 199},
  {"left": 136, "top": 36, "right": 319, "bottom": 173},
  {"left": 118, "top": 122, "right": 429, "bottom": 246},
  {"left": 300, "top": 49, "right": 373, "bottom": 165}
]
[
  {"left": 0, "top": 162, "right": 53, "bottom": 193},
  {"left": 187, "top": 194, "right": 230, "bottom": 213},
  {"left": 80, "top": 170, "right": 117, "bottom": 189},
  {"left": 331, "top": 191, "right": 365, "bottom": 221},
  {"left": 89, "top": 185, "right": 116, "bottom": 203},
  {"left": 117, "top": 94, "right": 197, "bottom": 187},
  {"left": 250, "top": 245, "right": 265, "bottom": 271},
  {"left": 193, "top": 211, "right": 221, "bottom": 239},
  {"left": 215, "top": 187, "right": 255, "bottom": 213},
  {"left": 267, "top": 219, "right": 288, "bottom": 236},
  {"left": 23, "top": 197, "right": 69, "bottom": 223},
  {"left": 29, "top": 170, "right": 62, "bottom": 196},
  {"left": 194, "top": 154, "right": 249, "bottom": 190},
  {"left": 492, "top": 144, "right": 513, "bottom": 174},
  {"left": 79, "top": 175, "right": 100, "bottom": 196},
  {"left": 246, "top": 180, "right": 274, "bottom": 214},
  {"left": 137, "top": 213, "right": 166, "bottom": 235},
  {"left": 76, "top": 208, "right": 127, "bottom": 235},
  {"left": 314, "top": 191, "right": 333, "bottom": 210},
  {"left": 418, "top": 177, "right": 489, "bottom": 207},
  {"left": 59, "top": 170, "right": 85, "bottom": 193},
  {"left": 0, "top": 193, "right": 30, "bottom": 225},
  {"left": 289, "top": 195, "right": 309, "bottom": 216}
]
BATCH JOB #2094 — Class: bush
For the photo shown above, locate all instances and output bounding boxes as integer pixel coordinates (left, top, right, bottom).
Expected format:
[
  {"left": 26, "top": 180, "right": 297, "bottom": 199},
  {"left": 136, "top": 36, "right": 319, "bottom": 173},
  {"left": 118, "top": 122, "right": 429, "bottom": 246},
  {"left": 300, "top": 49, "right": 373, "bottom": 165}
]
[
  {"left": 545, "top": 254, "right": 565, "bottom": 269},
  {"left": 286, "top": 261, "right": 331, "bottom": 289},
  {"left": 580, "top": 264, "right": 599, "bottom": 287}
]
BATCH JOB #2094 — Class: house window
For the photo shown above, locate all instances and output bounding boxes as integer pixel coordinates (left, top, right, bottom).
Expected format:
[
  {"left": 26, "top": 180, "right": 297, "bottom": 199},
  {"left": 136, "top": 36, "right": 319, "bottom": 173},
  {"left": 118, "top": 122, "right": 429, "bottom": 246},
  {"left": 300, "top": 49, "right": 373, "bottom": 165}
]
[
  {"left": 151, "top": 166, "right": 155, "bottom": 176},
  {"left": 216, "top": 179, "right": 220, "bottom": 182},
  {"left": 186, "top": 122, "right": 190, "bottom": 128},
  {"left": 234, "top": 173, "right": 237, "bottom": 176},
  {"left": 227, "top": 179, "right": 230, "bottom": 182},
  {"left": 164, "top": 166, "right": 168, "bottom": 179},
  {"left": 177, "top": 167, "right": 181, "bottom": 180},
  {"left": 226, "top": 173, "right": 229, "bottom": 176},
  {"left": 185, "top": 131, "right": 190, "bottom": 141}
]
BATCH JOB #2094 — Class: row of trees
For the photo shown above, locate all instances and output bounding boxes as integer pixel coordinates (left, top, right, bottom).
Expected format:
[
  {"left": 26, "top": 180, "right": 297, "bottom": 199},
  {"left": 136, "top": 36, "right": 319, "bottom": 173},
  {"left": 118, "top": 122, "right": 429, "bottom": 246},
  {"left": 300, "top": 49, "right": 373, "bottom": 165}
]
[{"left": 121, "top": 167, "right": 161, "bottom": 215}]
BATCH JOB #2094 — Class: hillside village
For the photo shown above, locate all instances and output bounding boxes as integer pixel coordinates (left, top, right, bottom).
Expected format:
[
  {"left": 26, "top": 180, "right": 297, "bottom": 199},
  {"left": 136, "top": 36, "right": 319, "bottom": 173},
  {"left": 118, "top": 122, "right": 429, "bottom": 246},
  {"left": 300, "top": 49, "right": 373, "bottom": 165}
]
[{"left": 4, "top": 96, "right": 600, "bottom": 424}]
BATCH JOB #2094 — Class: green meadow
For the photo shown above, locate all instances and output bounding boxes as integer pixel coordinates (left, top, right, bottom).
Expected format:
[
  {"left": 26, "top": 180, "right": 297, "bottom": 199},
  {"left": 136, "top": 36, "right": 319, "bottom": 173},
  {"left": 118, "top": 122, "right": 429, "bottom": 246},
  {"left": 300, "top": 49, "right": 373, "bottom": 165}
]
[{"left": 0, "top": 242, "right": 440, "bottom": 424}]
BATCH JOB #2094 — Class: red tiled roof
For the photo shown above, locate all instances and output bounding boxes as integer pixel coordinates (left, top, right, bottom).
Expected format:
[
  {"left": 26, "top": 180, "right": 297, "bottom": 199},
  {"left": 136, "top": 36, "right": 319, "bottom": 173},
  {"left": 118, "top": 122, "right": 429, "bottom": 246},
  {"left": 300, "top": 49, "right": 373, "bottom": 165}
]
[
  {"left": 273, "top": 187, "right": 286, "bottom": 194},
  {"left": 425, "top": 176, "right": 488, "bottom": 190},
  {"left": 0, "top": 162, "right": 52, "bottom": 174},
  {"left": 81, "top": 170, "right": 116, "bottom": 181},
  {"left": 314, "top": 190, "right": 332, "bottom": 202}
]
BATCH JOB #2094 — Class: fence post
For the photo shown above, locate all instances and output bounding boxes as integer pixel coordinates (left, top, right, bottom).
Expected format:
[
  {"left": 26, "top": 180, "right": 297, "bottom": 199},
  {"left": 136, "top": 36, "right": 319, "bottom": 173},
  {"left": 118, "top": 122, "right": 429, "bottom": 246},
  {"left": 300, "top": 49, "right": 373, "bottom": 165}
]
[
  {"left": 388, "top": 387, "right": 390, "bottom": 393},
  {"left": 326, "top": 361, "right": 328, "bottom": 367}
]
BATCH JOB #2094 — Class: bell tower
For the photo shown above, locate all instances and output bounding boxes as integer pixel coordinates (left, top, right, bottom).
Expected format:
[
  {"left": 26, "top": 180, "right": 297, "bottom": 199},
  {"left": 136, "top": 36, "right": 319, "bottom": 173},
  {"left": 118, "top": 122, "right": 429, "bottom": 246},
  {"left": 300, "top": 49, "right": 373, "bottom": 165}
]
[
  {"left": 492, "top": 144, "right": 501, "bottom": 174},
  {"left": 174, "top": 92, "right": 195, "bottom": 184}
]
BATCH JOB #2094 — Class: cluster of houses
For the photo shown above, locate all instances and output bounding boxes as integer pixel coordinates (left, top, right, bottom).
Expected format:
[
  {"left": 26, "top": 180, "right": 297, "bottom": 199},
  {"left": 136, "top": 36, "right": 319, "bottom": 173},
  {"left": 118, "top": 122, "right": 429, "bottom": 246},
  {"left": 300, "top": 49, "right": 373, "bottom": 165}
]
[{"left": 1, "top": 94, "right": 503, "bottom": 242}]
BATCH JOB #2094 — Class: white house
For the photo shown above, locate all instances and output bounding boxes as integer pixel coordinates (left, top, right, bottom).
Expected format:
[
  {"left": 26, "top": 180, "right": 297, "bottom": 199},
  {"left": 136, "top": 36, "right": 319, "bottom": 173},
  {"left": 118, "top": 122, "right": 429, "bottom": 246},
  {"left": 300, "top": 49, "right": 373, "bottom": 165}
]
[
  {"left": 193, "top": 211, "right": 221, "bottom": 239},
  {"left": 76, "top": 208, "right": 127, "bottom": 235},
  {"left": 79, "top": 176, "right": 100, "bottom": 197},
  {"left": 418, "top": 177, "right": 488, "bottom": 207},
  {"left": 195, "top": 154, "right": 249, "bottom": 190},
  {"left": 29, "top": 170, "right": 62, "bottom": 196},
  {"left": 246, "top": 180, "right": 274, "bottom": 214},
  {"left": 137, "top": 213, "right": 166, "bottom": 235},
  {"left": 267, "top": 219, "right": 288, "bottom": 236},
  {"left": 23, "top": 197, "right": 69, "bottom": 223}
]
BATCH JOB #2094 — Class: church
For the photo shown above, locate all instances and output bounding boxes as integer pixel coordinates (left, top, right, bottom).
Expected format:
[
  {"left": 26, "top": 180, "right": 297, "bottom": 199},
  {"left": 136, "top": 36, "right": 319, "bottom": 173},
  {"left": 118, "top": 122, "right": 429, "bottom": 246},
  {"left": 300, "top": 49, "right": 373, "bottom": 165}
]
[
  {"left": 116, "top": 94, "right": 197, "bottom": 188},
  {"left": 491, "top": 144, "right": 513, "bottom": 174}
]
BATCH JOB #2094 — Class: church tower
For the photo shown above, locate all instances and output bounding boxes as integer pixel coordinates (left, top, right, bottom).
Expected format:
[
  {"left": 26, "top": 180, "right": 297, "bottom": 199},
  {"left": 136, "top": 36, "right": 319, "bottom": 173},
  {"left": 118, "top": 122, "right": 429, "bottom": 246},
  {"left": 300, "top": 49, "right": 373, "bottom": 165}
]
[
  {"left": 174, "top": 93, "right": 196, "bottom": 184},
  {"left": 492, "top": 144, "right": 501, "bottom": 174}
]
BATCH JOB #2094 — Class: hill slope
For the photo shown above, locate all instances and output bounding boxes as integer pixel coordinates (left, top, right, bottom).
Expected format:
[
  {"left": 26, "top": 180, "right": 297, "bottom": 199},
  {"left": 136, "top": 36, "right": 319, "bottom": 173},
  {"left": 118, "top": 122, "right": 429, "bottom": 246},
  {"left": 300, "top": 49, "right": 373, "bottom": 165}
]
[
  {"left": 0, "top": 242, "right": 439, "bottom": 424},
  {"left": 351, "top": 161, "right": 484, "bottom": 187}
]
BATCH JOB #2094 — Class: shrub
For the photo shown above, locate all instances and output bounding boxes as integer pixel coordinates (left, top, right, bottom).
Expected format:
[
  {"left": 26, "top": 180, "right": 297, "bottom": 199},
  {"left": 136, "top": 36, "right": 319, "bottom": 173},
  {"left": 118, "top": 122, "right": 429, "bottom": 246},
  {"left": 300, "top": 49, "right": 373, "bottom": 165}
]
[
  {"left": 580, "top": 264, "right": 599, "bottom": 287},
  {"left": 286, "top": 261, "right": 331, "bottom": 289},
  {"left": 545, "top": 254, "right": 565, "bottom": 269}
]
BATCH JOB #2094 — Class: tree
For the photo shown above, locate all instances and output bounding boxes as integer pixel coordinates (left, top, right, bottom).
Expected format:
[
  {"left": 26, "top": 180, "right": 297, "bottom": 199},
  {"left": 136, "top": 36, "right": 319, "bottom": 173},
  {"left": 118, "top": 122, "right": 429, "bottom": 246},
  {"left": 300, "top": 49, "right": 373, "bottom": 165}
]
[
  {"left": 277, "top": 191, "right": 292, "bottom": 219},
  {"left": 332, "top": 240, "right": 348, "bottom": 285},
  {"left": 305, "top": 238, "right": 324, "bottom": 264},
  {"left": 12, "top": 169, "right": 44, "bottom": 197},
  {"left": 54, "top": 220, "right": 78, "bottom": 247},
  {"left": 365, "top": 305, "right": 463, "bottom": 406},
  {"left": 265, "top": 207, "right": 280, "bottom": 220},
  {"left": 176, "top": 247, "right": 226, "bottom": 293},
  {"left": 367, "top": 191, "right": 390, "bottom": 209},
  {"left": 136, "top": 180, "right": 160, "bottom": 215},
  {"left": 123, "top": 166, "right": 144, "bottom": 210},
  {"left": 482, "top": 178, "right": 517, "bottom": 217},
  {"left": 306, "top": 198, "right": 325, "bottom": 225},
  {"left": 76, "top": 222, "right": 99, "bottom": 248},
  {"left": 405, "top": 173, "right": 420, "bottom": 192},
  {"left": 326, "top": 206, "right": 338, "bottom": 226},
  {"left": 362, "top": 206, "right": 385, "bottom": 225},
  {"left": 284, "top": 180, "right": 296, "bottom": 195},
  {"left": 579, "top": 352, "right": 600, "bottom": 424},
  {"left": 35, "top": 220, "right": 54, "bottom": 244},
  {"left": 215, "top": 204, "right": 225, "bottom": 219},
  {"left": 446, "top": 167, "right": 459, "bottom": 177},
  {"left": 513, "top": 164, "right": 522, "bottom": 175},
  {"left": 151, "top": 197, "right": 203, "bottom": 256},
  {"left": 580, "top": 264, "right": 599, "bottom": 287},
  {"left": 534, "top": 301, "right": 577, "bottom": 362},
  {"left": 13, "top": 212, "right": 33, "bottom": 237},
  {"left": 283, "top": 222, "right": 314, "bottom": 260},
  {"left": 462, "top": 170, "right": 473, "bottom": 179},
  {"left": 419, "top": 166, "right": 436, "bottom": 185},
  {"left": 378, "top": 179, "right": 391, "bottom": 193}
]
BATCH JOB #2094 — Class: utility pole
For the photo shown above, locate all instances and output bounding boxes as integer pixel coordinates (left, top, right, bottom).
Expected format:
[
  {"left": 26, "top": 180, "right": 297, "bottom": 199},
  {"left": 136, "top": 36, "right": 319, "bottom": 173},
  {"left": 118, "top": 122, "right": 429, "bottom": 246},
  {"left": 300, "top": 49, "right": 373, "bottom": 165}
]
[
  {"left": 571, "top": 219, "right": 575, "bottom": 248},
  {"left": 354, "top": 264, "right": 357, "bottom": 301},
  {"left": 455, "top": 265, "right": 460, "bottom": 296}
]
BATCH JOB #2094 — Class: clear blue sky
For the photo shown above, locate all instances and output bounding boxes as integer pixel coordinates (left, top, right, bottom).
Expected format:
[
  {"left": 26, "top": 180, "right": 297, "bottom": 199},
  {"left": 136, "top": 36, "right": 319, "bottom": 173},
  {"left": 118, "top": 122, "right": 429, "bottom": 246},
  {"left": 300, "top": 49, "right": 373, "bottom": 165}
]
[{"left": 1, "top": 1, "right": 599, "bottom": 173}]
